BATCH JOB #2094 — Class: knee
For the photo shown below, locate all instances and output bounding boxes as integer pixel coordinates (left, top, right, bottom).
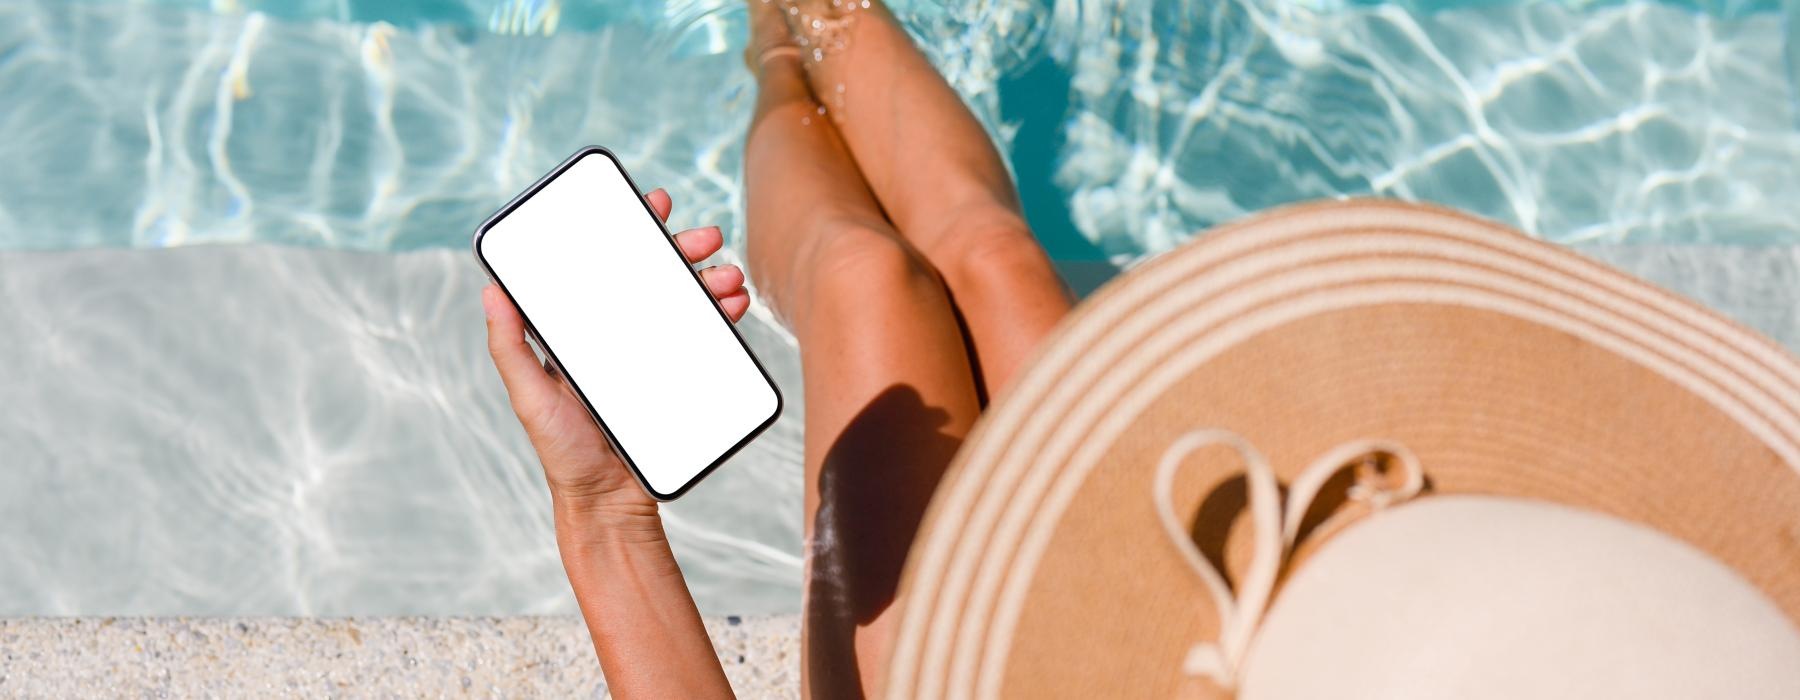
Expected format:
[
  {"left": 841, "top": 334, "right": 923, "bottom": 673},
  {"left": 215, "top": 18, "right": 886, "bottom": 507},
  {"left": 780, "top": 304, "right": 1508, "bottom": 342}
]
[
  {"left": 804, "top": 222, "right": 941, "bottom": 296},
  {"left": 767, "top": 220, "right": 945, "bottom": 326},
  {"left": 919, "top": 208, "right": 1058, "bottom": 288}
]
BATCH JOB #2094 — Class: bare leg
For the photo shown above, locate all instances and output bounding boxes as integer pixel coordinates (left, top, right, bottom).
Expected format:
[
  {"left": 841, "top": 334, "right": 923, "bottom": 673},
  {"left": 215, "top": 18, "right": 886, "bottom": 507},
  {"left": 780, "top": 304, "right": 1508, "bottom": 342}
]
[
  {"left": 772, "top": 0, "right": 1073, "bottom": 394},
  {"left": 743, "top": 12, "right": 981, "bottom": 696}
]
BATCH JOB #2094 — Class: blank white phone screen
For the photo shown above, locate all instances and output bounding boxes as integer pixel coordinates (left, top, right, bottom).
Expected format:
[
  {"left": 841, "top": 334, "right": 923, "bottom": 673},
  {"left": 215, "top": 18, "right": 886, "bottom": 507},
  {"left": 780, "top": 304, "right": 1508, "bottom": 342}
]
[{"left": 478, "top": 150, "right": 779, "bottom": 497}]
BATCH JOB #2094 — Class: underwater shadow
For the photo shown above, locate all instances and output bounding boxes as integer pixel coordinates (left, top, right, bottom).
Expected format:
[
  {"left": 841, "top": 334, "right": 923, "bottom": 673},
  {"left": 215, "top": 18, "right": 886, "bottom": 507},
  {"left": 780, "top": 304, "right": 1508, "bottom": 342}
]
[{"left": 1000, "top": 54, "right": 1122, "bottom": 297}]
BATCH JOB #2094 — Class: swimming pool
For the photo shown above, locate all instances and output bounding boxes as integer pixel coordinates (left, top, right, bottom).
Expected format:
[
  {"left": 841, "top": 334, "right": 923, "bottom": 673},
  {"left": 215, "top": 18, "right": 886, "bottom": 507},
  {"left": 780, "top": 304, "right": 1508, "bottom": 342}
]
[{"left": 2, "top": 0, "right": 1796, "bottom": 616}]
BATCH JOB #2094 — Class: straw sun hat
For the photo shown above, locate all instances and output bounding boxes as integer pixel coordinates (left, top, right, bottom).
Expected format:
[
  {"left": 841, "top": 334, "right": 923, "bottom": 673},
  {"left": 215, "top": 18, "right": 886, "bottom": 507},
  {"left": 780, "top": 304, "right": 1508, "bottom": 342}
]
[{"left": 883, "top": 200, "right": 1800, "bottom": 698}]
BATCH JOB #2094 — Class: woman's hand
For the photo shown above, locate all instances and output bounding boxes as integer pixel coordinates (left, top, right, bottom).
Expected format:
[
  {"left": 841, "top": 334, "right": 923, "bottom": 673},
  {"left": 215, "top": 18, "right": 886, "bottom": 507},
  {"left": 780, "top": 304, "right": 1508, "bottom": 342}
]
[
  {"left": 483, "top": 187, "right": 741, "bottom": 697},
  {"left": 482, "top": 187, "right": 750, "bottom": 517}
]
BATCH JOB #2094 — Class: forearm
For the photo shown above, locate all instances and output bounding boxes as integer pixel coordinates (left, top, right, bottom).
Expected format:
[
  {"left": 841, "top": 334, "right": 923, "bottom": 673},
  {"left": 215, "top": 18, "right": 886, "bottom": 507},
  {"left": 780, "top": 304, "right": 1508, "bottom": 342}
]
[{"left": 553, "top": 497, "right": 733, "bottom": 699}]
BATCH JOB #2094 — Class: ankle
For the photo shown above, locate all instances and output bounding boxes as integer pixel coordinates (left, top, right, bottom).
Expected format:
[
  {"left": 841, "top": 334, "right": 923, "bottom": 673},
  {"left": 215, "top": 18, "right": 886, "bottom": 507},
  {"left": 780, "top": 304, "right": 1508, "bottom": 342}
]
[
  {"left": 747, "top": 45, "right": 804, "bottom": 76},
  {"left": 751, "top": 51, "right": 814, "bottom": 103},
  {"left": 744, "top": 0, "right": 797, "bottom": 66}
]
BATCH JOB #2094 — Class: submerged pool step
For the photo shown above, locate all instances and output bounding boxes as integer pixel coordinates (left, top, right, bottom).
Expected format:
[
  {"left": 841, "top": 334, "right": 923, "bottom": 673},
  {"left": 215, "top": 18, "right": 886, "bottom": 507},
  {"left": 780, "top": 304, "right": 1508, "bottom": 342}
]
[
  {"left": 0, "top": 243, "right": 1794, "bottom": 623},
  {"left": 0, "top": 245, "right": 806, "bottom": 619},
  {"left": 1576, "top": 244, "right": 1800, "bottom": 351}
]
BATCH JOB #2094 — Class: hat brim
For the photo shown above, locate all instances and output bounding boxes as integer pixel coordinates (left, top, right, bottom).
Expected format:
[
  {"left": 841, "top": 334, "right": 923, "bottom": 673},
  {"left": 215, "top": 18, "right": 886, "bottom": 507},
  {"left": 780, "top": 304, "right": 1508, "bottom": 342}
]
[{"left": 884, "top": 199, "right": 1800, "bottom": 698}]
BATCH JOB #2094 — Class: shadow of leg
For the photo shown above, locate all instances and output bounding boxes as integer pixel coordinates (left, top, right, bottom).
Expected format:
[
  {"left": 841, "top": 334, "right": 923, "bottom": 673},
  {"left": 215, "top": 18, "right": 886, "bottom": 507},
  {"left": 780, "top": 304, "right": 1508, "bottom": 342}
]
[{"left": 805, "top": 385, "right": 964, "bottom": 698}]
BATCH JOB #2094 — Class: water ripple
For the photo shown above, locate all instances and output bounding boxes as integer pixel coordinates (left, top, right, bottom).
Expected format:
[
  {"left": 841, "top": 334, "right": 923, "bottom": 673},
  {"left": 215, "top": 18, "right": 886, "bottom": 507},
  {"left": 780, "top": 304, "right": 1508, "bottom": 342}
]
[
  {"left": 1044, "top": 0, "right": 1800, "bottom": 253},
  {"left": 0, "top": 245, "right": 806, "bottom": 616},
  {"left": 3, "top": 0, "right": 1797, "bottom": 616}
]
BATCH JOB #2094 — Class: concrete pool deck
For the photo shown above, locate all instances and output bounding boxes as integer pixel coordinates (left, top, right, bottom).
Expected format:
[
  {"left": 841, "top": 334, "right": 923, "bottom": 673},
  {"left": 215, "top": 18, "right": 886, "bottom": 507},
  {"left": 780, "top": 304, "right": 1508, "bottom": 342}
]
[{"left": 0, "top": 616, "right": 799, "bottom": 697}]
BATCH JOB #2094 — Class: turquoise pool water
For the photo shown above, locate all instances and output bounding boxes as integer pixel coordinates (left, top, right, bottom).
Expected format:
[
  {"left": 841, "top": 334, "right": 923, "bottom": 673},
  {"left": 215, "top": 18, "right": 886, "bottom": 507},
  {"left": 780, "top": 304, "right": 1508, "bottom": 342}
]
[
  {"left": 2, "top": 0, "right": 1798, "bottom": 616},
  {"left": 11, "top": 0, "right": 1800, "bottom": 254}
]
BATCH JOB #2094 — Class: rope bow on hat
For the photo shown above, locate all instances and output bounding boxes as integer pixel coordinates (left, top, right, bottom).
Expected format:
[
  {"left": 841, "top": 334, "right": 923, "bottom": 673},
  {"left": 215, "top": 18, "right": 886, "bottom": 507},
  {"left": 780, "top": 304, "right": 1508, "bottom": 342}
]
[{"left": 1153, "top": 430, "right": 1428, "bottom": 689}]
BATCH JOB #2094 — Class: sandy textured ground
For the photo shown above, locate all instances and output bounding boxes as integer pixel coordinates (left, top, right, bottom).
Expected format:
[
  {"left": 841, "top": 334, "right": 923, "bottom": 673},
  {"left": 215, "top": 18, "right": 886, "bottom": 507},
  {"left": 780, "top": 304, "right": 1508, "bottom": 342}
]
[{"left": 0, "top": 616, "right": 798, "bottom": 697}]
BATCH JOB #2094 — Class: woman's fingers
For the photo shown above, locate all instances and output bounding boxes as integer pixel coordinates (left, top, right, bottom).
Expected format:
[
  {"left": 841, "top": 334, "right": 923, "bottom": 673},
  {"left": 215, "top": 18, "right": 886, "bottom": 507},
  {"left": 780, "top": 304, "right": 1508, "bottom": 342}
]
[
  {"left": 699, "top": 264, "right": 745, "bottom": 299},
  {"left": 698, "top": 262, "right": 751, "bottom": 322},
  {"left": 483, "top": 285, "right": 560, "bottom": 413},
  {"left": 646, "top": 188, "right": 673, "bottom": 222},
  {"left": 649, "top": 189, "right": 725, "bottom": 266},
  {"left": 674, "top": 226, "right": 724, "bottom": 263},
  {"left": 716, "top": 288, "right": 751, "bottom": 322}
]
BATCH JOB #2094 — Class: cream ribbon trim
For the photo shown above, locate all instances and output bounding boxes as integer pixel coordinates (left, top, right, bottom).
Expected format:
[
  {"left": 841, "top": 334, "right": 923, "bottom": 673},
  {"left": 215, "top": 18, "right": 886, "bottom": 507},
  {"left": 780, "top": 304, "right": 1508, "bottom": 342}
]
[{"left": 1152, "top": 430, "right": 1426, "bottom": 688}]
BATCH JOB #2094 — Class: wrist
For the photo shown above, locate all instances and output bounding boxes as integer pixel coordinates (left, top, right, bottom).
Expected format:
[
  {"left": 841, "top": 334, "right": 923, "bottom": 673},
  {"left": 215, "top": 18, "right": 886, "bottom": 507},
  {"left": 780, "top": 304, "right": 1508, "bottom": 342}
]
[{"left": 551, "top": 489, "right": 668, "bottom": 547}]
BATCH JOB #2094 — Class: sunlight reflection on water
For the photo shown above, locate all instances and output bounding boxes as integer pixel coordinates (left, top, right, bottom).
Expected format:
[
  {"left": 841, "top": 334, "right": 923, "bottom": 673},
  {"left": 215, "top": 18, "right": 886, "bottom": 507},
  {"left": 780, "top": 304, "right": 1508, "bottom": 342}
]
[{"left": 2, "top": 0, "right": 1796, "bottom": 616}]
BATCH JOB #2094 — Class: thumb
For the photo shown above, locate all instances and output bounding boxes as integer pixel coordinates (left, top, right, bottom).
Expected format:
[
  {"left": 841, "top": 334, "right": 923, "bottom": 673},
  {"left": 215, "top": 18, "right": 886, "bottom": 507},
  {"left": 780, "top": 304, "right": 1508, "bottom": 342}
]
[{"left": 483, "top": 285, "right": 560, "bottom": 413}]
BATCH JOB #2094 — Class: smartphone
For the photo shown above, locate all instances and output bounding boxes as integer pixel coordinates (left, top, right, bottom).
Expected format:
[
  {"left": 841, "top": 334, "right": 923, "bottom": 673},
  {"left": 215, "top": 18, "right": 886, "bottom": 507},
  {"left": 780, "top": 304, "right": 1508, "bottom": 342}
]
[{"left": 473, "top": 146, "right": 782, "bottom": 500}]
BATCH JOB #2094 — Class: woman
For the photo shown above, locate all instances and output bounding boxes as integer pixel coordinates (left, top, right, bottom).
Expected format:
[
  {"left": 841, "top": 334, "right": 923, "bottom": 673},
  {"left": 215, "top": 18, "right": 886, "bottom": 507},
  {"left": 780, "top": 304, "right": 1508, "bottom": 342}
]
[{"left": 479, "top": 0, "right": 1068, "bottom": 696}]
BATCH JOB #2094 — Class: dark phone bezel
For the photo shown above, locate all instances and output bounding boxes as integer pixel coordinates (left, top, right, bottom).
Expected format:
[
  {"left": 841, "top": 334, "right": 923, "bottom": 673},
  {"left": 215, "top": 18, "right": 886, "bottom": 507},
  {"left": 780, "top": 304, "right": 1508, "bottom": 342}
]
[{"left": 471, "top": 145, "right": 784, "bottom": 502}]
